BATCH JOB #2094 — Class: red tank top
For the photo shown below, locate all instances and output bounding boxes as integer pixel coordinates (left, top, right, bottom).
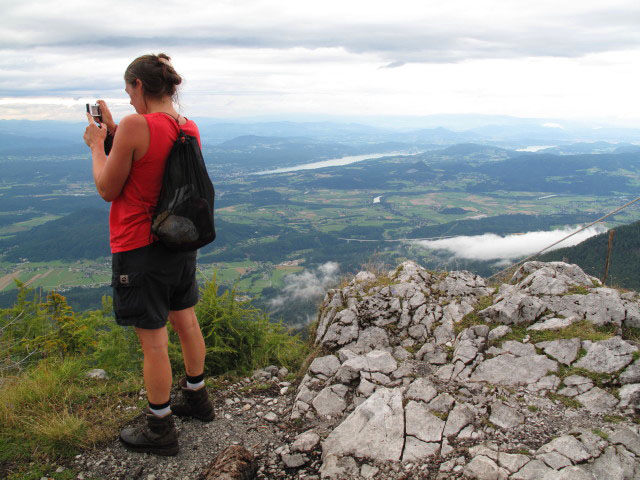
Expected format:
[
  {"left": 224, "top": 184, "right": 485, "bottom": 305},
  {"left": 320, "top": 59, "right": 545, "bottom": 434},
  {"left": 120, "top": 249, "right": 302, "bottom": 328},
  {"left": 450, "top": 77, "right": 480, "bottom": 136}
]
[{"left": 109, "top": 113, "right": 201, "bottom": 253}]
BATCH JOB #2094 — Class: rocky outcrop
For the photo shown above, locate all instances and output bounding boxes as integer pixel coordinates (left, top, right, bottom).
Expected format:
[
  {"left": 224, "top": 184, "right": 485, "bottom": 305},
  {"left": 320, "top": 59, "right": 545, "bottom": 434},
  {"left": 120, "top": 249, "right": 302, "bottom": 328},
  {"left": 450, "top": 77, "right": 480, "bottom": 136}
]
[{"left": 291, "top": 261, "right": 640, "bottom": 479}]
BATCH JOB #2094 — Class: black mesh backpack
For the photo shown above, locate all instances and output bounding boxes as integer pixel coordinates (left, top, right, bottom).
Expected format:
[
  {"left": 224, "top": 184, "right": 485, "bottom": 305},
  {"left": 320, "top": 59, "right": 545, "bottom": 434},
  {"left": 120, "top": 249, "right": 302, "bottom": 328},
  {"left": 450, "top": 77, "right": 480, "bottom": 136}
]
[{"left": 151, "top": 114, "right": 216, "bottom": 251}]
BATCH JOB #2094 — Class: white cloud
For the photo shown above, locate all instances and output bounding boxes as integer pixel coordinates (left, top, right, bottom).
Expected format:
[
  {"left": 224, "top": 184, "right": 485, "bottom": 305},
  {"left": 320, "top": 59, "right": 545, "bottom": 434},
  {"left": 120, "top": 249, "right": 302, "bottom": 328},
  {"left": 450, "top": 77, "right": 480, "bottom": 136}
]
[
  {"left": 1, "top": 1, "right": 640, "bottom": 123},
  {"left": 269, "top": 262, "right": 340, "bottom": 309},
  {"left": 417, "top": 225, "right": 606, "bottom": 261}
]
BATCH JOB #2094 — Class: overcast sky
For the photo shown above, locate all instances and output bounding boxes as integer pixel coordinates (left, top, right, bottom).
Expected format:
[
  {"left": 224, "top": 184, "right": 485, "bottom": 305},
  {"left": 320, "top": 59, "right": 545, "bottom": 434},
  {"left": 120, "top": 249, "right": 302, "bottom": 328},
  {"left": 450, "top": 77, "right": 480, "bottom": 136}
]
[{"left": 2, "top": 0, "right": 640, "bottom": 124}]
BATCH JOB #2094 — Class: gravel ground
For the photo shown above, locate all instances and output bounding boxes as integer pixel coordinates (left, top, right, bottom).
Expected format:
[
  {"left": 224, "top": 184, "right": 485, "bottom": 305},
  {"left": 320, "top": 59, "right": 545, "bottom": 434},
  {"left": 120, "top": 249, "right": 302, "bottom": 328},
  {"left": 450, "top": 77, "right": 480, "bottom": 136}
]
[
  {"left": 69, "top": 371, "right": 631, "bottom": 480},
  {"left": 73, "top": 378, "right": 324, "bottom": 480}
]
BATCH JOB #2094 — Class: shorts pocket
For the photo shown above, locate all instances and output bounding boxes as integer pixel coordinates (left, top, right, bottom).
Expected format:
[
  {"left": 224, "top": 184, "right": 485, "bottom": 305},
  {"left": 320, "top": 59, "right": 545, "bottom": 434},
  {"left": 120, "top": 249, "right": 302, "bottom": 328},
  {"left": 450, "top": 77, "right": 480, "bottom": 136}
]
[{"left": 111, "top": 271, "right": 145, "bottom": 319}]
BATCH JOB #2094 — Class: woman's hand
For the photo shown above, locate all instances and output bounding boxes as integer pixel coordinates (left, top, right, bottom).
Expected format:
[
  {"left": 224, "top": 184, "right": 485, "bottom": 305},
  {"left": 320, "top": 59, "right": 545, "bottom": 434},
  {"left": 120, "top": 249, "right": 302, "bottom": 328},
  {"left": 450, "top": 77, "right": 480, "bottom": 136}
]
[
  {"left": 83, "top": 113, "right": 107, "bottom": 150},
  {"left": 96, "top": 99, "right": 116, "bottom": 133}
]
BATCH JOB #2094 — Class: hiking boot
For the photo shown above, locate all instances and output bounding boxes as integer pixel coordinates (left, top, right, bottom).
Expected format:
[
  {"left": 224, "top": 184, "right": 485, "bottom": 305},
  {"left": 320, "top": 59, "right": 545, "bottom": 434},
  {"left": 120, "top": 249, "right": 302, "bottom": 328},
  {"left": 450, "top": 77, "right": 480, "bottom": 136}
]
[
  {"left": 119, "top": 410, "right": 179, "bottom": 456},
  {"left": 171, "top": 377, "right": 215, "bottom": 422}
]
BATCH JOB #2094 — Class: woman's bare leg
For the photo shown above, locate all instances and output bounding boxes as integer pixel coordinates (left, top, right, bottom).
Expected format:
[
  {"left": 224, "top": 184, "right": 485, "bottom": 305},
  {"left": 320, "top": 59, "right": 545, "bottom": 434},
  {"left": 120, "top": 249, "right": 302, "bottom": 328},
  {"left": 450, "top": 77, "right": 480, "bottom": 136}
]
[
  {"left": 168, "top": 307, "right": 205, "bottom": 376},
  {"left": 135, "top": 326, "right": 172, "bottom": 404}
]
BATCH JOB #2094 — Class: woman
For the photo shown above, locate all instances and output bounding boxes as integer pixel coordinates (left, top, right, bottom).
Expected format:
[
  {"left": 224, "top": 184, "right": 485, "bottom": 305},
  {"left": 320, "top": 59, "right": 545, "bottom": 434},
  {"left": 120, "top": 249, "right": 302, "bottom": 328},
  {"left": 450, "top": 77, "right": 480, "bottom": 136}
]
[{"left": 83, "top": 53, "right": 213, "bottom": 456}]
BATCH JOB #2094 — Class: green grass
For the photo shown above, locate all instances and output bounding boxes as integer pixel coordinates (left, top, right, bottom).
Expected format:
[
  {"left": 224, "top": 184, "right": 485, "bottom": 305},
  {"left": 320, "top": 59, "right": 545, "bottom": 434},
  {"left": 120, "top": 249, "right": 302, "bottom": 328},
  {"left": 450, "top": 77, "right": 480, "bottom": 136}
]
[
  {"left": 555, "top": 365, "right": 613, "bottom": 387},
  {"left": 454, "top": 295, "right": 494, "bottom": 333},
  {"left": 0, "top": 357, "right": 142, "bottom": 474},
  {"left": 603, "top": 414, "right": 624, "bottom": 423},
  {"left": 498, "top": 320, "right": 616, "bottom": 345},
  {"left": 592, "top": 428, "right": 609, "bottom": 441},
  {"left": 0, "top": 214, "right": 62, "bottom": 236},
  {"left": 547, "top": 392, "right": 582, "bottom": 409}
]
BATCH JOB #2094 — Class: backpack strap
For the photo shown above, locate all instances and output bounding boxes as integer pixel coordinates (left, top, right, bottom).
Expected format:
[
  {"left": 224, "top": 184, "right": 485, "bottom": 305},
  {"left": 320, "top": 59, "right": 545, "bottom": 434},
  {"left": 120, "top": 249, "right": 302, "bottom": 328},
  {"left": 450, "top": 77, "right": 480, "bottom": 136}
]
[{"left": 160, "top": 112, "right": 187, "bottom": 142}]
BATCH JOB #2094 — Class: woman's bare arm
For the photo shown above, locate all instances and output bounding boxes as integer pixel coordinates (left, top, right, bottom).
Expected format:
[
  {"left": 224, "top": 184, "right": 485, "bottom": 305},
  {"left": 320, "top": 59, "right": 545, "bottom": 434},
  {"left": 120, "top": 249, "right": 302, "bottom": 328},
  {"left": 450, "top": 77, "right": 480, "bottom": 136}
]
[{"left": 85, "top": 114, "right": 149, "bottom": 202}]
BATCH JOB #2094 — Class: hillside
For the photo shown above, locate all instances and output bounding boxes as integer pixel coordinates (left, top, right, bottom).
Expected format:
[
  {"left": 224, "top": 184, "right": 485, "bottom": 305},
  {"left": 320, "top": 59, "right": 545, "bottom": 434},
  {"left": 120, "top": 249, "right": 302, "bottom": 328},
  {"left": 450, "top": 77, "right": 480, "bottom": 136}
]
[
  {"left": 62, "top": 260, "right": 640, "bottom": 479},
  {"left": 540, "top": 220, "right": 640, "bottom": 289}
]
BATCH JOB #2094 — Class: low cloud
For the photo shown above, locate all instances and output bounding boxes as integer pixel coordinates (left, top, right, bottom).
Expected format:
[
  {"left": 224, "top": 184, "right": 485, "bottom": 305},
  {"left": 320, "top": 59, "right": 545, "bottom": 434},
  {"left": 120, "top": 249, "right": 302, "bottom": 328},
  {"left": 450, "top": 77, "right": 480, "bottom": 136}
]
[
  {"left": 417, "top": 225, "right": 606, "bottom": 261},
  {"left": 270, "top": 262, "right": 340, "bottom": 309}
]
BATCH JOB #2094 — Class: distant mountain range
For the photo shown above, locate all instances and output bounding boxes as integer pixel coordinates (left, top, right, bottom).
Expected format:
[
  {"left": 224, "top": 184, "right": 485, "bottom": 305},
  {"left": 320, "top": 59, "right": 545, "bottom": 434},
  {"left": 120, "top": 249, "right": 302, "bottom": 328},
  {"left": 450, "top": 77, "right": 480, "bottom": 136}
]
[{"left": 2, "top": 116, "right": 640, "bottom": 156}]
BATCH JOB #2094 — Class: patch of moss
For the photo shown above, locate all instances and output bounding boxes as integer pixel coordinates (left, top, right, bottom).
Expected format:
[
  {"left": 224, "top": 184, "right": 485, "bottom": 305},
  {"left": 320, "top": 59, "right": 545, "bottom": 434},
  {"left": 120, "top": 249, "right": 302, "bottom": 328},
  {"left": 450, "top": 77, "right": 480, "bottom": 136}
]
[
  {"left": 623, "top": 327, "right": 640, "bottom": 343},
  {"left": 592, "top": 428, "right": 609, "bottom": 441},
  {"left": 603, "top": 414, "right": 624, "bottom": 423},
  {"left": 566, "top": 285, "right": 590, "bottom": 295},
  {"left": 547, "top": 392, "right": 582, "bottom": 409},
  {"left": 435, "top": 410, "right": 451, "bottom": 421},
  {"left": 527, "top": 405, "right": 539, "bottom": 412},
  {"left": 454, "top": 295, "right": 494, "bottom": 334},
  {"left": 505, "top": 320, "right": 616, "bottom": 345},
  {"left": 404, "top": 344, "right": 419, "bottom": 355},
  {"left": 556, "top": 365, "right": 613, "bottom": 387}
]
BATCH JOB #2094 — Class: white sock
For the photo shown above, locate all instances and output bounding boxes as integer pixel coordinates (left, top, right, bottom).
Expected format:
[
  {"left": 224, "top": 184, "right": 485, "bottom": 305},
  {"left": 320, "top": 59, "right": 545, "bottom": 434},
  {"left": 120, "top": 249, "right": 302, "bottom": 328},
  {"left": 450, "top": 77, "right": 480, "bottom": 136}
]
[
  {"left": 186, "top": 379, "right": 205, "bottom": 390},
  {"left": 149, "top": 405, "right": 172, "bottom": 417}
]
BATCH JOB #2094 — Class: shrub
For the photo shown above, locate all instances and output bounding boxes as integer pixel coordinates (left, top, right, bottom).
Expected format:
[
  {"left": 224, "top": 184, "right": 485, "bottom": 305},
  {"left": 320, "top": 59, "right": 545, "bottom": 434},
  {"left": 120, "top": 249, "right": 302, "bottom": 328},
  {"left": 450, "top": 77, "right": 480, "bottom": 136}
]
[{"left": 169, "top": 277, "right": 308, "bottom": 376}]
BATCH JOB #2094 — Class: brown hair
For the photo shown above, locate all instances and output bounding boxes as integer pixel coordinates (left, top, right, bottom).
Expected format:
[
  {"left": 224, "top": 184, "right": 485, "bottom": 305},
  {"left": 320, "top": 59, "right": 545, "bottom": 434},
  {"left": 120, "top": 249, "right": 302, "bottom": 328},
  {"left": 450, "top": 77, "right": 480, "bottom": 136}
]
[{"left": 124, "top": 53, "right": 182, "bottom": 100}]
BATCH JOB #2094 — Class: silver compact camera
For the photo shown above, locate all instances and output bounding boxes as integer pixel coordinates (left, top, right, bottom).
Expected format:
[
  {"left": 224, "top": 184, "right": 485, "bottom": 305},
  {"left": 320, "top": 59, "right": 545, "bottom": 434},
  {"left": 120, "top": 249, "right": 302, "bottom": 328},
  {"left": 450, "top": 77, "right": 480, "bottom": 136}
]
[{"left": 86, "top": 103, "right": 102, "bottom": 122}]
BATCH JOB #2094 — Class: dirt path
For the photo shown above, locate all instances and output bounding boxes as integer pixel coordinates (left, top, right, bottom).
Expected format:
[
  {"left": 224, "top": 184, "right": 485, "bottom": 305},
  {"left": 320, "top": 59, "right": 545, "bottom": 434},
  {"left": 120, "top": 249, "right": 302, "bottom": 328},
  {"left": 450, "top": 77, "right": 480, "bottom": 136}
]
[
  {"left": 0, "top": 270, "right": 23, "bottom": 291},
  {"left": 23, "top": 269, "right": 53, "bottom": 287}
]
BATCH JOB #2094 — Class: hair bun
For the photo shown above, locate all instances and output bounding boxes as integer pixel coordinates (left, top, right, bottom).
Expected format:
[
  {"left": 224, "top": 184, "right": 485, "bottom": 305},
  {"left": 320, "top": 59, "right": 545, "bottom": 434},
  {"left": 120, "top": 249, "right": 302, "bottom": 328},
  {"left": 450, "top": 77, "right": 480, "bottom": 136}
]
[{"left": 125, "top": 53, "right": 183, "bottom": 99}]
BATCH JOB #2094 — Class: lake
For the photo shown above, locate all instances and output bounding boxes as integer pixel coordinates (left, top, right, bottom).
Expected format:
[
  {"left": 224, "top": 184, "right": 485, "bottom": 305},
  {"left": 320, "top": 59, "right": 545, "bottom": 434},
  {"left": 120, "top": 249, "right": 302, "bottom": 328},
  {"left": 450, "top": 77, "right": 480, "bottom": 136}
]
[{"left": 254, "top": 151, "right": 419, "bottom": 175}]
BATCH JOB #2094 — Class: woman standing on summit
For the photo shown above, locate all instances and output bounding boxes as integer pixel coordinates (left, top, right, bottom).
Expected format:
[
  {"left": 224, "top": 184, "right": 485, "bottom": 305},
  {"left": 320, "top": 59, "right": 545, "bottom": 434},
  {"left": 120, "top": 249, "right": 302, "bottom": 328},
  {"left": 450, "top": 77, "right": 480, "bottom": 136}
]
[{"left": 83, "top": 54, "right": 213, "bottom": 456}]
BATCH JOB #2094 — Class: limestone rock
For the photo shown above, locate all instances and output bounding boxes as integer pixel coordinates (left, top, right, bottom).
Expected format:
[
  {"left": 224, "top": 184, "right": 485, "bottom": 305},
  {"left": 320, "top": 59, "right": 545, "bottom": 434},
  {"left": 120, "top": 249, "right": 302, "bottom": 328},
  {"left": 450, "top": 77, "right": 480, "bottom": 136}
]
[
  {"left": 463, "top": 455, "right": 508, "bottom": 480},
  {"left": 405, "top": 377, "right": 438, "bottom": 403},
  {"left": 319, "top": 454, "right": 358, "bottom": 479},
  {"left": 291, "top": 430, "right": 321, "bottom": 453},
  {"left": 575, "top": 387, "right": 619, "bottom": 413},
  {"left": 511, "top": 459, "right": 553, "bottom": 480},
  {"left": 281, "top": 453, "right": 306, "bottom": 468},
  {"left": 405, "top": 400, "right": 445, "bottom": 443},
  {"left": 340, "top": 349, "right": 397, "bottom": 375},
  {"left": 501, "top": 340, "right": 536, "bottom": 357},
  {"left": 558, "top": 375, "right": 593, "bottom": 397},
  {"left": 85, "top": 368, "right": 108, "bottom": 380},
  {"left": 620, "top": 360, "right": 640, "bottom": 384},
  {"left": 541, "top": 466, "right": 597, "bottom": 480},
  {"left": 470, "top": 354, "right": 558, "bottom": 386},
  {"left": 537, "top": 451, "right": 572, "bottom": 470},
  {"left": 497, "top": 452, "right": 529, "bottom": 473},
  {"left": 609, "top": 426, "right": 640, "bottom": 456},
  {"left": 312, "top": 385, "right": 348, "bottom": 417},
  {"left": 443, "top": 403, "right": 475, "bottom": 437},
  {"left": 537, "top": 435, "right": 592, "bottom": 463},
  {"left": 401, "top": 436, "right": 440, "bottom": 462},
  {"left": 479, "top": 292, "right": 546, "bottom": 325},
  {"left": 322, "top": 388, "right": 405, "bottom": 462},
  {"left": 488, "top": 325, "right": 512, "bottom": 342},
  {"left": 309, "top": 355, "right": 342, "bottom": 377},
  {"left": 617, "top": 384, "right": 640, "bottom": 410},
  {"left": 588, "top": 445, "right": 637, "bottom": 480},
  {"left": 489, "top": 402, "right": 524, "bottom": 430},
  {"left": 574, "top": 337, "right": 637, "bottom": 374},
  {"left": 528, "top": 316, "right": 579, "bottom": 331},
  {"left": 536, "top": 338, "right": 581, "bottom": 365}
]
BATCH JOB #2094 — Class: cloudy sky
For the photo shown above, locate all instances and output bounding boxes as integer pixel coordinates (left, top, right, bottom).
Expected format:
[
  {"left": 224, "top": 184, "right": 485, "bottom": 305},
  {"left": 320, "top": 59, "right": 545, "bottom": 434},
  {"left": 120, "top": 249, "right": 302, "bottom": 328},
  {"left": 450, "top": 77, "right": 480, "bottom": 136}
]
[{"left": 2, "top": 0, "right": 640, "bottom": 123}]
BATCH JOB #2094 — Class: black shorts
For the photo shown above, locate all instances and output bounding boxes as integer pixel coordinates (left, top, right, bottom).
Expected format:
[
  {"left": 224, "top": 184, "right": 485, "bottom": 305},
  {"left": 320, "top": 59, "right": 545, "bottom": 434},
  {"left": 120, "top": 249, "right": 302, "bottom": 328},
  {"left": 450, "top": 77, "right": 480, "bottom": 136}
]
[{"left": 111, "top": 242, "right": 198, "bottom": 329}]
